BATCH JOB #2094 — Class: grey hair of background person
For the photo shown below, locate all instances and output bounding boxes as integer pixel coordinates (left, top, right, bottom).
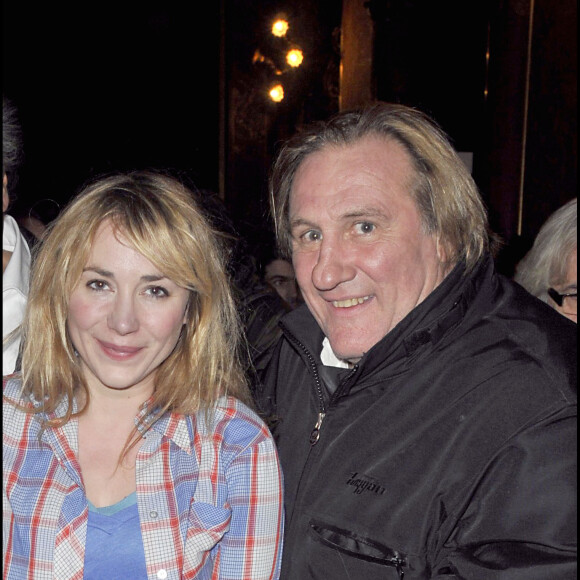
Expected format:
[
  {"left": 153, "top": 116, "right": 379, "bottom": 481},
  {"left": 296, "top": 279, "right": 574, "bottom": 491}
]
[
  {"left": 514, "top": 198, "right": 577, "bottom": 302},
  {"left": 269, "top": 102, "right": 491, "bottom": 272},
  {"left": 3, "top": 96, "right": 24, "bottom": 179}
]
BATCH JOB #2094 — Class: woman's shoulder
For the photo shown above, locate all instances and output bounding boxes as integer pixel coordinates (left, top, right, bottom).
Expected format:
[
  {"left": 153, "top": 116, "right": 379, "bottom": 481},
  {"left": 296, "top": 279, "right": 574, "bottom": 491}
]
[
  {"left": 3, "top": 374, "right": 26, "bottom": 404},
  {"left": 197, "top": 396, "right": 274, "bottom": 450},
  {"left": 3, "top": 375, "right": 41, "bottom": 442}
]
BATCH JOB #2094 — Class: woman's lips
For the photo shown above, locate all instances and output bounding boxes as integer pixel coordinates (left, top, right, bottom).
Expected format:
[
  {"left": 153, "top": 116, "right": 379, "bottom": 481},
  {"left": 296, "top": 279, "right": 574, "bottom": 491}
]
[{"left": 98, "top": 340, "right": 143, "bottom": 360}]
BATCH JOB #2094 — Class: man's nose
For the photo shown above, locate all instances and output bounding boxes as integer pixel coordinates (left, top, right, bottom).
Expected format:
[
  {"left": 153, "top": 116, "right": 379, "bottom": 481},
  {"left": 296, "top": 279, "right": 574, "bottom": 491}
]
[
  {"left": 311, "top": 239, "right": 356, "bottom": 291},
  {"left": 107, "top": 292, "right": 139, "bottom": 335}
]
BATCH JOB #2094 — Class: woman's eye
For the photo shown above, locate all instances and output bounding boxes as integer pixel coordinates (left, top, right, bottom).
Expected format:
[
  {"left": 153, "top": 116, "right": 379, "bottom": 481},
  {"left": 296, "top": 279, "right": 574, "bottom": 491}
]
[
  {"left": 145, "top": 286, "right": 169, "bottom": 298},
  {"left": 87, "top": 280, "right": 109, "bottom": 291},
  {"left": 355, "top": 222, "right": 375, "bottom": 234}
]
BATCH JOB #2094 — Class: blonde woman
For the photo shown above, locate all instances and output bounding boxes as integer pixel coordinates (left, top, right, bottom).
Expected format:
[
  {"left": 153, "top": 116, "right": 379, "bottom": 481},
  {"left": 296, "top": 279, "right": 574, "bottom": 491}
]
[{"left": 3, "top": 171, "right": 284, "bottom": 579}]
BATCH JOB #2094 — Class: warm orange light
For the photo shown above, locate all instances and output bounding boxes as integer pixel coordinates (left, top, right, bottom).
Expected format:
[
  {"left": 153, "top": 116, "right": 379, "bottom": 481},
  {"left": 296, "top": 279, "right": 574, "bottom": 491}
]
[
  {"left": 269, "top": 84, "right": 284, "bottom": 102},
  {"left": 272, "top": 19, "right": 289, "bottom": 37},
  {"left": 286, "top": 49, "right": 304, "bottom": 68}
]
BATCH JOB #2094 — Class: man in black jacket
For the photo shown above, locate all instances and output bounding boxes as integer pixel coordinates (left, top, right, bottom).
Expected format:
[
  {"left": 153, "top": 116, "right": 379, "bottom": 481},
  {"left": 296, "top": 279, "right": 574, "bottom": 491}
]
[{"left": 258, "top": 103, "right": 576, "bottom": 579}]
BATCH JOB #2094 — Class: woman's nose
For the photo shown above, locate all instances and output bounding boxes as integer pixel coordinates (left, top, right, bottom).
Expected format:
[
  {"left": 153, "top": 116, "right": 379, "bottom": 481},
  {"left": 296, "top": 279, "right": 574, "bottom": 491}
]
[{"left": 107, "top": 293, "right": 139, "bottom": 335}]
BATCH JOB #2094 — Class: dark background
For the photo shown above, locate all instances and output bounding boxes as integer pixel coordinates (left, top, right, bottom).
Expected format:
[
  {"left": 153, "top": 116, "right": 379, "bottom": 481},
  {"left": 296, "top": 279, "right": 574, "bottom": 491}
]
[
  {"left": 3, "top": 0, "right": 577, "bottom": 272},
  {"left": 3, "top": 1, "right": 221, "bottom": 208}
]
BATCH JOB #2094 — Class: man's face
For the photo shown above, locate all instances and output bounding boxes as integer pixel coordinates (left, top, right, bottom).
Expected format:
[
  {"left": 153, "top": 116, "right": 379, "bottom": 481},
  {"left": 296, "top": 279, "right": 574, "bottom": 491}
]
[{"left": 289, "top": 135, "right": 450, "bottom": 363}]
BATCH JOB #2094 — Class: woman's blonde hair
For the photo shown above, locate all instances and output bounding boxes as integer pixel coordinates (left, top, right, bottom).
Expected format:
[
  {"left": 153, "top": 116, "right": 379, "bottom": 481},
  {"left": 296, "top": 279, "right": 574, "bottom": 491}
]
[{"left": 17, "top": 170, "right": 252, "bottom": 428}]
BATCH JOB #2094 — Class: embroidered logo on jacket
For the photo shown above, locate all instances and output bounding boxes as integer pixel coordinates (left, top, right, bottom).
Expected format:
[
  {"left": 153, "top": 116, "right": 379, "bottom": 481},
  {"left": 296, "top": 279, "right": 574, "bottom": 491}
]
[{"left": 346, "top": 472, "right": 386, "bottom": 495}]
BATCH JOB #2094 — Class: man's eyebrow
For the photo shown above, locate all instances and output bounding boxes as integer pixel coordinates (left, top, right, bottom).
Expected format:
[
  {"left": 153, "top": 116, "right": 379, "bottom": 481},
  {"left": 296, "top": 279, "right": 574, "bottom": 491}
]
[
  {"left": 290, "top": 217, "right": 317, "bottom": 230},
  {"left": 291, "top": 207, "right": 386, "bottom": 227},
  {"left": 82, "top": 267, "right": 167, "bottom": 282},
  {"left": 341, "top": 207, "right": 386, "bottom": 219}
]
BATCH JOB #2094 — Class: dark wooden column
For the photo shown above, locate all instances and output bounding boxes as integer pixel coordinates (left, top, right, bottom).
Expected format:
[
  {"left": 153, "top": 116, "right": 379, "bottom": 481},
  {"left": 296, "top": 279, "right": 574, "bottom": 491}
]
[
  {"left": 483, "top": 0, "right": 577, "bottom": 274},
  {"left": 339, "top": 0, "right": 375, "bottom": 110}
]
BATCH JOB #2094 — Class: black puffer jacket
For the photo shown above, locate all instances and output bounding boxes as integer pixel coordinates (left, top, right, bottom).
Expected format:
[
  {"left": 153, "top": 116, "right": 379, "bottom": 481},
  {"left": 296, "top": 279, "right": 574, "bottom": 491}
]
[{"left": 258, "top": 256, "right": 577, "bottom": 579}]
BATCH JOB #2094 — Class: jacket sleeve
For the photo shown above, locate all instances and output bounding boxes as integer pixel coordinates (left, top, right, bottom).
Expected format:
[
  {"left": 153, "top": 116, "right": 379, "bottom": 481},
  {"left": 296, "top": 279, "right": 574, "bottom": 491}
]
[
  {"left": 254, "top": 334, "right": 284, "bottom": 419},
  {"left": 432, "top": 405, "right": 577, "bottom": 579}
]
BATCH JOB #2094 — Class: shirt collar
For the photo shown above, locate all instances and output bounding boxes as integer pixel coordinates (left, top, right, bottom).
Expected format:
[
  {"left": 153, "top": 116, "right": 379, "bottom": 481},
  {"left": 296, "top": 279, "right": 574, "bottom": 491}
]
[
  {"left": 320, "top": 337, "right": 352, "bottom": 368},
  {"left": 137, "top": 399, "right": 196, "bottom": 455}
]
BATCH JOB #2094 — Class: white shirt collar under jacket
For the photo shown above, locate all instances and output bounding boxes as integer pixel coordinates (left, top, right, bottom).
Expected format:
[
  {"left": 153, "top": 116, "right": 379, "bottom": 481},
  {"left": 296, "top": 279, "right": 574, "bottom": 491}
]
[
  {"left": 3, "top": 213, "right": 31, "bottom": 375},
  {"left": 320, "top": 336, "right": 351, "bottom": 369}
]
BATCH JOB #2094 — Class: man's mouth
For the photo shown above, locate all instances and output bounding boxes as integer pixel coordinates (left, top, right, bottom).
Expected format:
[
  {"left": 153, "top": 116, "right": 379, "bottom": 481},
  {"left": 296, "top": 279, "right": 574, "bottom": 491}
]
[{"left": 332, "top": 296, "right": 371, "bottom": 308}]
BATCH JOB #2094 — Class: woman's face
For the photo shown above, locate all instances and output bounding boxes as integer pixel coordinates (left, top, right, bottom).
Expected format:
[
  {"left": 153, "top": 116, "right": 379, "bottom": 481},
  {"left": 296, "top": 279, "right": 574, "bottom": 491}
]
[{"left": 67, "top": 221, "right": 190, "bottom": 397}]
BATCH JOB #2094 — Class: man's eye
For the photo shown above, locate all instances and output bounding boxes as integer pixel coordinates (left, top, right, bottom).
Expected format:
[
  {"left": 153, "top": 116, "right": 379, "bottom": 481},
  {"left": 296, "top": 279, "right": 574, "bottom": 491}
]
[
  {"left": 355, "top": 222, "right": 375, "bottom": 234},
  {"left": 303, "top": 230, "right": 322, "bottom": 242}
]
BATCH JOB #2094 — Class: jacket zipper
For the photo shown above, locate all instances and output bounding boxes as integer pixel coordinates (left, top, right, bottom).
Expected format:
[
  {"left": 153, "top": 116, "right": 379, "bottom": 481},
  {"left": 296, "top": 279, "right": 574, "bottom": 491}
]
[
  {"left": 284, "top": 330, "right": 359, "bottom": 445},
  {"left": 309, "top": 412, "right": 326, "bottom": 445},
  {"left": 284, "top": 332, "right": 328, "bottom": 444},
  {"left": 393, "top": 557, "right": 405, "bottom": 579}
]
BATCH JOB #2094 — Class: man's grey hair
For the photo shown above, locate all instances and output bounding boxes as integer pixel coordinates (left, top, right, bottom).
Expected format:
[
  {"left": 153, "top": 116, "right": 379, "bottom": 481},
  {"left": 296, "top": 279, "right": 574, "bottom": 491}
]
[
  {"left": 514, "top": 198, "right": 577, "bottom": 302},
  {"left": 269, "top": 102, "right": 491, "bottom": 271}
]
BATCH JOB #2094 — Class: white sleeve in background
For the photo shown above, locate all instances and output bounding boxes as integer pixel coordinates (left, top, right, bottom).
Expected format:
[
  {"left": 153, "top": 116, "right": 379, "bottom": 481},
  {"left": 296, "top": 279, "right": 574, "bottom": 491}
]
[{"left": 3, "top": 214, "right": 31, "bottom": 375}]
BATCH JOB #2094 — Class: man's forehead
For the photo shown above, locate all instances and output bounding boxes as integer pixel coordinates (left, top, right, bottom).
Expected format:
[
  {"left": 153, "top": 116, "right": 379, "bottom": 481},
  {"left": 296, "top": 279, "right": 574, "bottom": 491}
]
[{"left": 290, "top": 138, "right": 415, "bottom": 199}]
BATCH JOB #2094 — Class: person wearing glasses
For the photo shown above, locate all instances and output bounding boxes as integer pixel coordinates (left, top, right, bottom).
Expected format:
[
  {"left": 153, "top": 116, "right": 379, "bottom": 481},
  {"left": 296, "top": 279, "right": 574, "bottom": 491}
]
[
  {"left": 258, "top": 103, "right": 576, "bottom": 579},
  {"left": 515, "top": 198, "right": 577, "bottom": 323}
]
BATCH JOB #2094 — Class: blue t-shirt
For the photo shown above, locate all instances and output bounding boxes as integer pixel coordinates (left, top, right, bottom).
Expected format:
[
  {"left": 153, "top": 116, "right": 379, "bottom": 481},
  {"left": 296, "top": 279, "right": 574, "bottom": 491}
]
[{"left": 83, "top": 492, "right": 148, "bottom": 579}]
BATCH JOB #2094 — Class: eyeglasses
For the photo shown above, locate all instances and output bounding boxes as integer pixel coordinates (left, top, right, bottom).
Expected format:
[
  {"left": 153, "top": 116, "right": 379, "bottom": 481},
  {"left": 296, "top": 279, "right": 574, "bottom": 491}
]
[{"left": 548, "top": 287, "right": 578, "bottom": 315}]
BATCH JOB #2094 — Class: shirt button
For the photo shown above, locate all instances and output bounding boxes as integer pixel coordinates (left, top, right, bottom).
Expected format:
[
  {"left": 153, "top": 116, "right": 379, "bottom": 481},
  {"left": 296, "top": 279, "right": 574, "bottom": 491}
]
[
  {"left": 157, "top": 570, "right": 167, "bottom": 579},
  {"left": 150, "top": 510, "right": 158, "bottom": 519}
]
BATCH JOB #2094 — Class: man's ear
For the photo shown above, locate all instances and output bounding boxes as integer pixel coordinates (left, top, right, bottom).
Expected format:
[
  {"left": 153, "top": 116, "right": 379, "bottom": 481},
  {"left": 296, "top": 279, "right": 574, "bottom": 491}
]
[
  {"left": 2, "top": 174, "right": 9, "bottom": 213},
  {"left": 436, "top": 235, "right": 448, "bottom": 263}
]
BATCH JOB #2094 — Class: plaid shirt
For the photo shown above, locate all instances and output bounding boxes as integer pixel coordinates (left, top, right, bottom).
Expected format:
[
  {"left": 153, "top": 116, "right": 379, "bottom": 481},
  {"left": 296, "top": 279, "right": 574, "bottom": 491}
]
[{"left": 3, "top": 377, "right": 284, "bottom": 579}]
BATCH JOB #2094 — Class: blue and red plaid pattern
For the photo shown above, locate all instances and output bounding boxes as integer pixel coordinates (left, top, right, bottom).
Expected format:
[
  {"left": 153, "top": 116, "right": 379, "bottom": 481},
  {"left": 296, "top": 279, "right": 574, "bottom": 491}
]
[{"left": 3, "top": 377, "right": 284, "bottom": 579}]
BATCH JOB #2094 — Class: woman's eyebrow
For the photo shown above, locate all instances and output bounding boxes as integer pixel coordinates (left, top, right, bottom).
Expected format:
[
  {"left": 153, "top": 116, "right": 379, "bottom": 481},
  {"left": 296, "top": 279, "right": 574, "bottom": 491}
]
[
  {"left": 82, "top": 267, "right": 166, "bottom": 282},
  {"left": 141, "top": 274, "right": 167, "bottom": 282},
  {"left": 83, "top": 266, "right": 113, "bottom": 277}
]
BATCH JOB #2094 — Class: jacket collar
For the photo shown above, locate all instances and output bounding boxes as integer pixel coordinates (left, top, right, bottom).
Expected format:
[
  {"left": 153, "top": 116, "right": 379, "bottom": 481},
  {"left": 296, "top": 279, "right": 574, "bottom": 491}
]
[{"left": 281, "top": 256, "right": 494, "bottom": 380}]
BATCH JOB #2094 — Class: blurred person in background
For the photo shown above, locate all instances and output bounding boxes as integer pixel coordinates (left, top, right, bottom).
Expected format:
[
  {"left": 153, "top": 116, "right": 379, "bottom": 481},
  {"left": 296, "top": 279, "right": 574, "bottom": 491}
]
[
  {"left": 197, "top": 189, "right": 289, "bottom": 386},
  {"left": 263, "top": 255, "right": 302, "bottom": 310},
  {"left": 3, "top": 95, "right": 31, "bottom": 375},
  {"left": 14, "top": 197, "right": 61, "bottom": 249},
  {"left": 514, "top": 198, "right": 577, "bottom": 323}
]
